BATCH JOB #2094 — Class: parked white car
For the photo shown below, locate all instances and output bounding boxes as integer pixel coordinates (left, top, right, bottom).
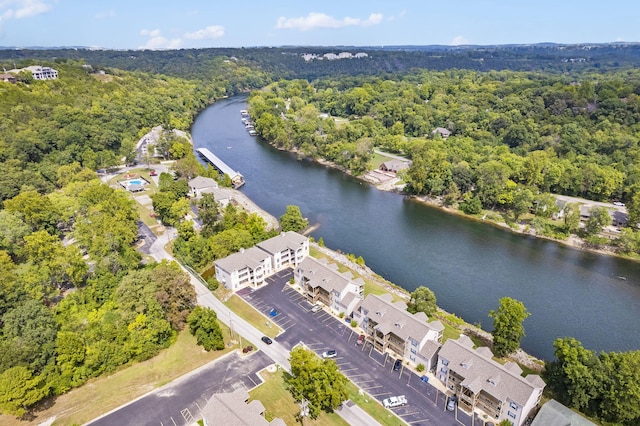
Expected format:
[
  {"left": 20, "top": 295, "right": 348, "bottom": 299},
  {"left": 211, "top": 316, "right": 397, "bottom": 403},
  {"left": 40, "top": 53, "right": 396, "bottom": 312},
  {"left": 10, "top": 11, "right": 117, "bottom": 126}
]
[{"left": 383, "top": 395, "right": 407, "bottom": 408}]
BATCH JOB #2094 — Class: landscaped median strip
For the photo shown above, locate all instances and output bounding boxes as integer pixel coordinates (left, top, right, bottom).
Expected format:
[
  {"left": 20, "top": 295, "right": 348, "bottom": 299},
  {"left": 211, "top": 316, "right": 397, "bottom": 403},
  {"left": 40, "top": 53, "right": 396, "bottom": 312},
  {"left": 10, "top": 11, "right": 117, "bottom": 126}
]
[{"left": 223, "top": 294, "right": 282, "bottom": 338}]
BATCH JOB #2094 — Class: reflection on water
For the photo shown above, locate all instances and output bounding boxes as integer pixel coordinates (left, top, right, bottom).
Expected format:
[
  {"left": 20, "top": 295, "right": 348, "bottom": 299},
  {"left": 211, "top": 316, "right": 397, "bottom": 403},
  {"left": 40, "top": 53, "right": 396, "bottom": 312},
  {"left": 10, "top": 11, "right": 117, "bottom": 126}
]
[{"left": 192, "top": 96, "right": 640, "bottom": 360}]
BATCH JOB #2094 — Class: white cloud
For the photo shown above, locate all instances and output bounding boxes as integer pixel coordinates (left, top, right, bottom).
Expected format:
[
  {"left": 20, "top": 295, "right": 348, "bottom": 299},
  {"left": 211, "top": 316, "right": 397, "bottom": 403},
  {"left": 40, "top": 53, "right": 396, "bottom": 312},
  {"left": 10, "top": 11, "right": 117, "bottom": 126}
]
[
  {"left": 275, "top": 12, "right": 383, "bottom": 31},
  {"left": 95, "top": 9, "right": 116, "bottom": 20},
  {"left": 139, "top": 29, "right": 181, "bottom": 50},
  {"left": 1, "top": 0, "right": 52, "bottom": 20},
  {"left": 450, "top": 35, "right": 470, "bottom": 46},
  {"left": 184, "top": 25, "right": 224, "bottom": 40},
  {"left": 387, "top": 9, "right": 406, "bottom": 21}
]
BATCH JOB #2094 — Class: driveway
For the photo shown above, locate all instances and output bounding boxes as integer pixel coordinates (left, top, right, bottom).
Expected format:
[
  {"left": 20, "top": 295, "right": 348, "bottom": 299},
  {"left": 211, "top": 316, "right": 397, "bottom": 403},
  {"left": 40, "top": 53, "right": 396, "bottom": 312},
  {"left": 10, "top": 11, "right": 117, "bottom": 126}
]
[
  {"left": 87, "top": 351, "right": 272, "bottom": 426},
  {"left": 241, "top": 270, "right": 478, "bottom": 426}
]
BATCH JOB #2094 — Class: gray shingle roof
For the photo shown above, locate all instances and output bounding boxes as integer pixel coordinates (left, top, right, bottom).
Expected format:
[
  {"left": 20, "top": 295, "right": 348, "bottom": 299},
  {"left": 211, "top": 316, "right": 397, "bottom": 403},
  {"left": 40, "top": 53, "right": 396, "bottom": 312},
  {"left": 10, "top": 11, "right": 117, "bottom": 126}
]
[
  {"left": 298, "top": 256, "right": 351, "bottom": 293},
  {"left": 257, "top": 231, "right": 307, "bottom": 255},
  {"left": 215, "top": 246, "right": 270, "bottom": 273},
  {"left": 438, "top": 336, "right": 545, "bottom": 406},
  {"left": 189, "top": 176, "right": 218, "bottom": 190},
  {"left": 530, "top": 399, "right": 596, "bottom": 426},
  {"left": 359, "top": 294, "right": 444, "bottom": 342},
  {"left": 201, "top": 388, "right": 285, "bottom": 426}
]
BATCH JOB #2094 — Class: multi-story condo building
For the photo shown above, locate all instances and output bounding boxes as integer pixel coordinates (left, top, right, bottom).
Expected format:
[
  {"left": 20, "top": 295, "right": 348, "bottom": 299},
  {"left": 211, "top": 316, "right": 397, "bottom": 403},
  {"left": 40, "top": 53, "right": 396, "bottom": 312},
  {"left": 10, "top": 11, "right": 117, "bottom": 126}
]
[
  {"left": 353, "top": 293, "right": 444, "bottom": 370},
  {"left": 436, "top": 335, "right": 545, "bottom": 426},
  {"left": 215, "top": 232, "right": 309, "bottom": 291},
  {"left": 294, "top": 256, "right": 364, "bottom": 316}
]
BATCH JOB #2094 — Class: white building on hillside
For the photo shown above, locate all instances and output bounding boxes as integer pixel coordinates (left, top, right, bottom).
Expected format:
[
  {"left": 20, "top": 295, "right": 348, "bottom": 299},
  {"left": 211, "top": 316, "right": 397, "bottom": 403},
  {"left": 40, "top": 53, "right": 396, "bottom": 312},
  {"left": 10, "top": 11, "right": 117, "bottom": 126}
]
[{"left": 9, "top": 65, "right": 58, "bottom": 80}]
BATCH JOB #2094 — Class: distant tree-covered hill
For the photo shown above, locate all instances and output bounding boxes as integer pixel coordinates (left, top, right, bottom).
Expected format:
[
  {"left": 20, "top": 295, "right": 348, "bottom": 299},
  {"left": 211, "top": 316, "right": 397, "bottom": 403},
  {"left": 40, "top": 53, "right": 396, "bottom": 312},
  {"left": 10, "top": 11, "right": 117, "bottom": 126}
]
[{"left": 2, "top": 43, "right": 640, "bottom": 81}]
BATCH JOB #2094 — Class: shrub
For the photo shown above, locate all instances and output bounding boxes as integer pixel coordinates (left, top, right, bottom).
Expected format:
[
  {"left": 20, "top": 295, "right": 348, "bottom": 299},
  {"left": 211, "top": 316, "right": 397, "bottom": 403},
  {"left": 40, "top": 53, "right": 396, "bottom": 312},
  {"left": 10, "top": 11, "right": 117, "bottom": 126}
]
[
  {"left": 339, "top": 312, "right": 345, "bottom": 318},
  {"left": 206, "top": 276, "right": 219, "bottom": 291},
  {"left": 416, "top": 363, "right": 425, "bottom": 372},
  {"left": 350, "top": 320, "right": 358, "bottom": 327}
]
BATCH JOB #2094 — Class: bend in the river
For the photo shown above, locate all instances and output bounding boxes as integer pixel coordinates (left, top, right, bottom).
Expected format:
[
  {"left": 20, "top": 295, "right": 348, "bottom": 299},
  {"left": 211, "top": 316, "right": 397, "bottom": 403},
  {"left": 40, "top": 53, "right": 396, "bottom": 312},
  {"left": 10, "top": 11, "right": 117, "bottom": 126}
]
[{"left": 191, "top": 95, "right": 640, "bottom": 360}]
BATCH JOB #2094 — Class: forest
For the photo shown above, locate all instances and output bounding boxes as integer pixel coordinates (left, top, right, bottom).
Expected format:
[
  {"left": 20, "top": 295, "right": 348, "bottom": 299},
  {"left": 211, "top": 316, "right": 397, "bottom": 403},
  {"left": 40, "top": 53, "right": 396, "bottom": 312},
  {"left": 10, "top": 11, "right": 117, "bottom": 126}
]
[
  {"left": 247, "top": 70, "right": 640, "bottom": 254},
  {"left": 3, "top": 43, "right": 640, "bottom": 81},
  {"left": 0, "top": 58, "right": 273, "bottom": 416},
  {"left": 1, "top": 46, "right": 640, "bottom": 424}
]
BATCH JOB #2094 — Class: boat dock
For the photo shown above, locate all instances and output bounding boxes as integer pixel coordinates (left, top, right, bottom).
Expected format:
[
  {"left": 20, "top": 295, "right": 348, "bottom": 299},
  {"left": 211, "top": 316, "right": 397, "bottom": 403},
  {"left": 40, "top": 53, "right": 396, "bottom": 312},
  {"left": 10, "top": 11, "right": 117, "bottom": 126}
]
[{"left": 196, "top": 148, "right": 245, "bottom": 188}]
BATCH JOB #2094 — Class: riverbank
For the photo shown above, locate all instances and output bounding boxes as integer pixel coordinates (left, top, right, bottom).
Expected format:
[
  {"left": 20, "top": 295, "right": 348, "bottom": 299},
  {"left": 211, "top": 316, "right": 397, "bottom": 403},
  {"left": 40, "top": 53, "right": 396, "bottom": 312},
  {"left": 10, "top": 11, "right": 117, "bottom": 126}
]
[
  {"left": 408, "top": 194, "right": 640, "bottom": 263},
  {"left": 277, "top": 141, "right": 637, "bottom": 263}
]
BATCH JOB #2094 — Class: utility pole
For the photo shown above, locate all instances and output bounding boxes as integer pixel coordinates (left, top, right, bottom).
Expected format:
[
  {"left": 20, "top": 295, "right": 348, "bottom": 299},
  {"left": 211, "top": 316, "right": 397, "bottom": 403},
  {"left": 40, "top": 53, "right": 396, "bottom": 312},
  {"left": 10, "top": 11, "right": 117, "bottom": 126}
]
[{"left": 299, "top": 398, "right": 309, "bottom": 426}]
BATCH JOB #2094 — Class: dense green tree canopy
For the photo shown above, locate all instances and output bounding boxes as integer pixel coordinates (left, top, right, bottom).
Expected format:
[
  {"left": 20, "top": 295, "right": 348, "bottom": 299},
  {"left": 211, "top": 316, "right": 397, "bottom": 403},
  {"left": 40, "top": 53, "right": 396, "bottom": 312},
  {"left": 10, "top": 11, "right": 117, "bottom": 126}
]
[
  {"left": 187, "top": 306, "right": 224, "bottom": 351},
  {"left": 545, "top": 338, "right": 640, "bottom": 426},
  {"left": 488, "top": 297, "right": 530, "bottom": 358},
  {"left": 407, "top": 286, "right": 437, "bottom": 317},
  {"left": 288, "top": 347, "right": 348, "bottom": 419},
  {"left": 279, "top": 205, "right": 309, "bottom": 233}
]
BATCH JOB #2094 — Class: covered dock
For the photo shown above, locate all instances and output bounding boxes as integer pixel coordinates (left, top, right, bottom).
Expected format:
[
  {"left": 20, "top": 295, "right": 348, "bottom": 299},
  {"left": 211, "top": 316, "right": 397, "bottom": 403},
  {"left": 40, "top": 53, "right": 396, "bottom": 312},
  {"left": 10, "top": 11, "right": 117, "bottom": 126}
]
[{"left": 196, "top": 148, "right": 245, "bottom": 188}]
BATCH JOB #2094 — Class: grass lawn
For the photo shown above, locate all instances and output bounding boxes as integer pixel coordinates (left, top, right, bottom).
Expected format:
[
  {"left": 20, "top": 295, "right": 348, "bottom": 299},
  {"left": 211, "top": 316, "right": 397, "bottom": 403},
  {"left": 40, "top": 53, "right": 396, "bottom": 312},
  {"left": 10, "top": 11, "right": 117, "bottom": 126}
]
[
  {"left": 224, "top": 294, "right": 282, "bottom": 338},
  {"left": 249, "top": 370, "right": 348, "bottom": 426},
  {"left": 345, "top": 382, "right": 405, "bottom": 426},
  {"left": 369, "top": 152, "right": 389, "bottom": 170},
  {"left": 1, "top": 328, "right": 238, "bottom": 426}
]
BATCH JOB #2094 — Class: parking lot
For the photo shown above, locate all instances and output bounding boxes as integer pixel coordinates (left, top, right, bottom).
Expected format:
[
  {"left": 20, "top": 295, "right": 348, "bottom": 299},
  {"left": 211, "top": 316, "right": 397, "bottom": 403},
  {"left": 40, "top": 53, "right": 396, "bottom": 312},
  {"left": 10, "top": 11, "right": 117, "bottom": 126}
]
[{"left": 240, "top": 269, "right": 480, "bottom": 426}]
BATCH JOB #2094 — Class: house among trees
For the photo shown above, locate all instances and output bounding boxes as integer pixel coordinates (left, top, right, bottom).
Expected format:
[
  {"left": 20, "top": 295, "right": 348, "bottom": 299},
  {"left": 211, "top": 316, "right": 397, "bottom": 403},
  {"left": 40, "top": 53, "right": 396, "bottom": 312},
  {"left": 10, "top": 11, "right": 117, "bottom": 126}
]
[
  {"left": 352, "top": 293, "right": 444, "bottom": 371},
  {"left": 201, "top": 388, "right": 286, "bottom": 426},
  {"left": 215, "top": 232, "right": 309, "bottom": 290},
  {"left": 436, "top": 335, "right": 545, "bottom": 426},
  {"left": 379, "top": 159, "right": 412, "bottom": 174},
  {"left": 0, "top": 73, "right": 17, "bottom": 83},
  {"left": 431, "top": 127, "right": 452, "bottom": 139},
  {"left": 294, "top": 256, "right": 364, "bottom": 316},
  {"left": 9, "top": 65, "right": 58, "bottom": 80},
  {"left": 188, "top": 176, "right": 218, "bottom": 198}
]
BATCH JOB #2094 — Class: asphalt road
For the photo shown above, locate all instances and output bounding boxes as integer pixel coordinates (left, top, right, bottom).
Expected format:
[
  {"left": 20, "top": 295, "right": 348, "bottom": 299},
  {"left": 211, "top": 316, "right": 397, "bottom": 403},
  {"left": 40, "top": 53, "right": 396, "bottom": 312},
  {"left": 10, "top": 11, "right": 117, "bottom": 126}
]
[
  {"left": 87, "top": 351, "right": 272, "bottom": 426},
  {"left": 242, "top": 271, "right": 480, "bottom": 426}
]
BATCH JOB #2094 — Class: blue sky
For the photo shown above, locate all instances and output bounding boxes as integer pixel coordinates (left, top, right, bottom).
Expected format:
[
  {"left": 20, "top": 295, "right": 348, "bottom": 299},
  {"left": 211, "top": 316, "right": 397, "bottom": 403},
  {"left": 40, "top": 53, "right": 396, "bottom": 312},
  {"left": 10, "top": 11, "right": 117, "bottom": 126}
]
[{"left": 0, "top": 0, "right": 638, "bottom": 49}]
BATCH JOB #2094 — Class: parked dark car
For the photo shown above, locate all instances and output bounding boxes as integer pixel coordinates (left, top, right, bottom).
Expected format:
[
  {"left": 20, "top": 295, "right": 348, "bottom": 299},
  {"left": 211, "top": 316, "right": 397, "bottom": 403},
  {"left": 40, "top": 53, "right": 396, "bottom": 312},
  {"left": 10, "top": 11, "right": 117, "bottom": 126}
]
[
  {"left": 261, "top": 336, "right": 272, "bottom": 345},
  {"left": 393, "top": 358, "right": 402, "bottom": 371}
]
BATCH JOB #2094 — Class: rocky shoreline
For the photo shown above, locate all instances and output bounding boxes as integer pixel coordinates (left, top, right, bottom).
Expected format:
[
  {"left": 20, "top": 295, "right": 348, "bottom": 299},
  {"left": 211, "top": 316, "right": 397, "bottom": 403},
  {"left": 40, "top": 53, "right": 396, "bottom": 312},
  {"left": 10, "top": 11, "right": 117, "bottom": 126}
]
[{"left": 311, "top": 241, "right": 545, "bottom": 372}]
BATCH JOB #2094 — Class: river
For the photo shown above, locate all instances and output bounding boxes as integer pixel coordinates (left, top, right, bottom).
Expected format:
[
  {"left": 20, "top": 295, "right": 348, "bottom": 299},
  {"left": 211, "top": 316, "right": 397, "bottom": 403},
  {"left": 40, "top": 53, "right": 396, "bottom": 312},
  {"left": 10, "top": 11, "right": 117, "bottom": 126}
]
[{"left": 191, "top": 95, "right": 640, "bottom": 360}]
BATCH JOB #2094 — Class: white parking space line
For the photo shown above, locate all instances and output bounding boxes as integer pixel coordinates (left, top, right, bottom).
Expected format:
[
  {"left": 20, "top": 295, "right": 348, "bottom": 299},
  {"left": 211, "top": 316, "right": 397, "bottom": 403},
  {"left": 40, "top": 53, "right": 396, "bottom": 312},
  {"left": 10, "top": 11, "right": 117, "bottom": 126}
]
[
  {"left": 340, "top": 367, "right": 358, "bottom": 373},
  {"left": 277, "top": 319, "right": 293, "bottom": 328},
  {"left": 407, "top": 419, "right": 429, "bottom": 424},
  {"left": 180, "top": 408, "right": 193, "bottom": 423}
]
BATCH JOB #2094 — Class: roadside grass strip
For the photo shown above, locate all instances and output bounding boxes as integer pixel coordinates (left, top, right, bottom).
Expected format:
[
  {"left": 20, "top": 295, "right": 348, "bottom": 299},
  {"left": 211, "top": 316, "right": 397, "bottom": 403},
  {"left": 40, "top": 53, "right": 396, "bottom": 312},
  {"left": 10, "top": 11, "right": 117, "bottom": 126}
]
[{"left": 223, "top": 295, "right": 281, "bottom": 338}]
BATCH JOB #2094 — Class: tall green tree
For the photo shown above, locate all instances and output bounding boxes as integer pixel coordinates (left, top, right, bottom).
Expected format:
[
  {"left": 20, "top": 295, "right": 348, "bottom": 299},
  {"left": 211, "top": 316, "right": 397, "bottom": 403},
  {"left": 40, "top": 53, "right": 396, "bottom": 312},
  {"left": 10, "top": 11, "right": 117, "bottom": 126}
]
[
  {"left": 288, "top": 347, "right": 348, "bottom": 419},
  {"left": 279, "top": 205, "right": 308, "bottom": 233},
  {"left": 488, "top": 297, "right": 530, "bottom": 357},
  {"left": 584, "top": 207, "right": 610, "bottom": 236},
  {"left": 407, "top": 286, "right": 437, "bottom": 316},
  {"left": 187, "top": 306, "right": 224, "bottom": 351},
  {"left": 0, "top": 366, "right": 49, "bottom": 417}
]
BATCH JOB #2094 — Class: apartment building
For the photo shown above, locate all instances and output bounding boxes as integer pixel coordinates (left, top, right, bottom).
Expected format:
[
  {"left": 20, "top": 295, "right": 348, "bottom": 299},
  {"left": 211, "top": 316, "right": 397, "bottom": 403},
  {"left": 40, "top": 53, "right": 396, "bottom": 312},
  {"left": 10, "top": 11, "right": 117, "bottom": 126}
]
[
  {"left": 353, "top": 293, "right": 444, "bottom": 370},
  {"left": 436, "top": 335, "right": 545, "bottom": 426}
]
